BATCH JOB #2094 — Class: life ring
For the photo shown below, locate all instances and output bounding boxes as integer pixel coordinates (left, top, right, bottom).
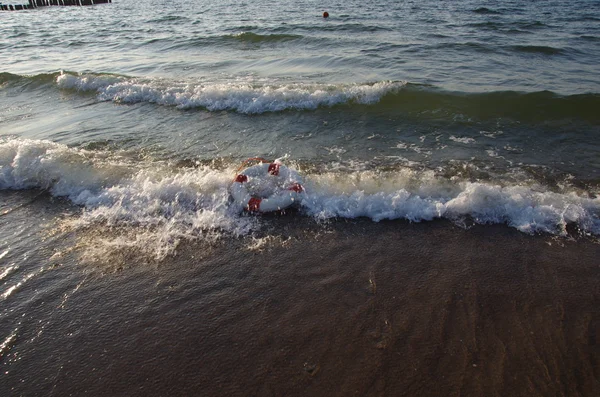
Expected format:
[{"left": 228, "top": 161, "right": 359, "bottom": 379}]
[{"left": 230, "top": 161, "right": 304, "bottom": 212}]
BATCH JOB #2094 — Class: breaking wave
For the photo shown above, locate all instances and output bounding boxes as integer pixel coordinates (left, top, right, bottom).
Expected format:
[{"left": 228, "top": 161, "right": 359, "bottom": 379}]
[
  {"left": 1, "top": 72, "right": 598, "bottom": 122},
  {"left": 1, "top": 139, "right": 598, "bottom": 259},
  {"left": 55, "top": 72, "right": 404, "bottom": 113}
]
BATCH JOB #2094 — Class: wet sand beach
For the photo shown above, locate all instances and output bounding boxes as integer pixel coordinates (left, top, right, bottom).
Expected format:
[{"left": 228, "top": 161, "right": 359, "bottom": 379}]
[{"left": 4, "top": 214, "right": 598, "bottom": 396}]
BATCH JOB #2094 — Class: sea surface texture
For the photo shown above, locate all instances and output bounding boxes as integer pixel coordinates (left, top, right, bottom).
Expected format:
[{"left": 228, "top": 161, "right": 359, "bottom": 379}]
[{"left": 1, "top": 0, "right": 599, "bottom": 396}]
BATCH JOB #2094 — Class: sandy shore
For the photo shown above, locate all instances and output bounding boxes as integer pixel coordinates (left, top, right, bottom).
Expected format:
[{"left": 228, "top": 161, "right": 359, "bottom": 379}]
[{"left": 3, "top": 217, "right": 600, "bottom": 396}]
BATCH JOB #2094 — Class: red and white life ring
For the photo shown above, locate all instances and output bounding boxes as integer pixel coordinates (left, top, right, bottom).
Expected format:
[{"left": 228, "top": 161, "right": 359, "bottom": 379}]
[{"left": 230, "top": 161, "right": 304, "bottom": 212}]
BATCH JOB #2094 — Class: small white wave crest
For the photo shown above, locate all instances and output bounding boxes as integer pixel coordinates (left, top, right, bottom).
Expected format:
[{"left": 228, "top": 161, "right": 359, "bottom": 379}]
[
  {"left": 0, "top": 138, "right": 134, "bottom": 198},
  {"left": 301, "top": 169, "right": 600, "bottom": 235},
  {"left": 1, "top": 139, "right": 598, "bottom": 262},
  {"left": 55, "top": 72, "right": 405, "bottom": 114},
  {"left": 0, "top": 138, "right": 255, "bottom": 260}
]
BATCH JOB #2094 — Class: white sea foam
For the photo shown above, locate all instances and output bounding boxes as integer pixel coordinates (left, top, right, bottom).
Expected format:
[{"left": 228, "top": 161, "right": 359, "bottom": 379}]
[
  {"left": 0, "top": 138, "right": 138, "bottom": 201},
  {"left": 1, "top": 138, "right": 598, "bottom": 260},
  {"left": 449, "top": 135, "right": 476, "bottom": 144},
  {"left": 55, "top": 72, "right": 405, "bottom": 114},
  {"left": 301, "top": 171, "right": 600, "bottom": 235},
  {"left": 391, "top": 141, "right": 432, "bottom": 155},
  {"left": 55, "top": 73, "right": 125, "bottom": 92},
  {"left": 480, "top": 130, "right": 504, "bottom": 138},
  {"left": 0, "top": 138, "right": 255, "bottom": 259}
]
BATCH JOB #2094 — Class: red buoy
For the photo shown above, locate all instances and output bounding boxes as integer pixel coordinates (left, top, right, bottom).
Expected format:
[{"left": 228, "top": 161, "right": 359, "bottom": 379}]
[
  {"left": 288, "top": 183, "right": 304, "bottom": 193},
  {"left": 323, "top": 11, "right": 329, "bottom": 18},
  {"left": 247, "top": 197, "right": 262, "bottom": 212},
  {"left": 268, "top": 163, "right": 280, "bottom": 176},
  {"left": 234, "top": 174, "right": 248, "bottom": 183}
]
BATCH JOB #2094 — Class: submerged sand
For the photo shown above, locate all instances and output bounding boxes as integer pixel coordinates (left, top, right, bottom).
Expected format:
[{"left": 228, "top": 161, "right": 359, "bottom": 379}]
[{"left": 4, "top": 218, "right": 600, "bottom": 396}]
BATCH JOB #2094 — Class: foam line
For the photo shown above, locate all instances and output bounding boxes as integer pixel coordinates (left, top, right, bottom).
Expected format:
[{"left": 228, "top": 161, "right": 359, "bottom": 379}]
[
  {"left": 56, "top": 72, "right": 405, "bottom": 114},
  {"left": 1, "top": 138, "right": 598, "bottom": 260}
]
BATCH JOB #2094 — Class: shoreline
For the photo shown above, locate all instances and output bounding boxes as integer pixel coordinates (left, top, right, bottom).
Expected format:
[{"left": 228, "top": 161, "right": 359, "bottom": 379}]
[{"left": 3, "top": 218, "right": 598, "bottom": 396}]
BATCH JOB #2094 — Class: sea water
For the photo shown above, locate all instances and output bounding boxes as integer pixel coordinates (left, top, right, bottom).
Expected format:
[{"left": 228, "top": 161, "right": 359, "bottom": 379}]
[
  {"left": 1, "top": 0, "right": 599, "bottom": 255},
  {"left": 1, "top": 1, "right": 599, "bottom": 393}
]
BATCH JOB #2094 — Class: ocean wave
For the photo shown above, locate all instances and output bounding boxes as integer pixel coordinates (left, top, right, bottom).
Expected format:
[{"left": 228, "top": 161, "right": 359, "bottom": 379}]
[
  {"left": 466, "top": 21, "right": 503, "bottom": 31},
  {"left": 377, "top": 87, "right": 600, "bottom": 123},
  {"left": 147, "top": 15, "right": 191, "bottom": 24},
  {"left": 0, "top": 72, "right": 22, "bottom": 85},
  {"left": 143, "top": 32, "right": 305, "bottom": 51},
  {"left": 275, "top": 23, "right": 393, "bottom": 33},
  {"left": 0, "top": 72, "right": 58, "bottom": 86},
  {"left": 302, "top": 170, "right": 599, "bottom": 236},
  {"left": 55, "top": 72, "right": 405, "bottom": 113},
  {"left": 1, "top": 139, "right": 598, "bottom": 261},
  {"left": 0, "top": 138, "right": 255, "bottom": 260},
  {"left": 513, "top": 21, "right": 549, "bottom": 29},
  {"left": 472, "top": 7, "right": 501, "bottom": 15},
  {"left": 509, "top": 45, "right": 564, "bottom": 55},
  {"left": 3, "top": 72, "right": 599, "bottom": 122},
  {"left": 55, "top": 73, "right": 600, "bottom": 122},
  {"left": 229, "top": 32, "right": 303, "bottom": 43},
  {"left": 434, "top": 41, "right": 497, "bottom": 53}
]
